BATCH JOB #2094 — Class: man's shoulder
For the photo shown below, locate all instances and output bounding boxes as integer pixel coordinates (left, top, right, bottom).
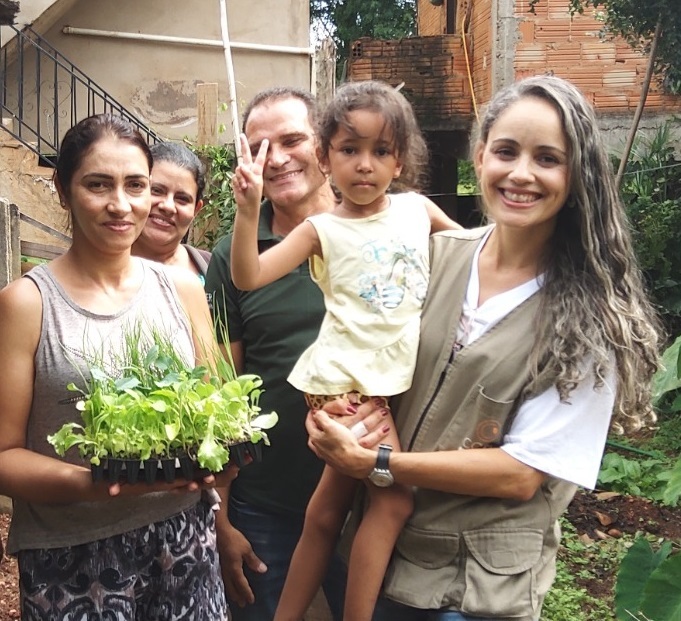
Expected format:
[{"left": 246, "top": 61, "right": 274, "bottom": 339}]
[{"left": 211, "top": 232, "right": 234, "bottom": 258}]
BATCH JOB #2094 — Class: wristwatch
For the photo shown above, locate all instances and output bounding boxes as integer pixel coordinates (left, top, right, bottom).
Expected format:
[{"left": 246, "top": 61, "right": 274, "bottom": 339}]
[{"left": 368, "top": 444, "right": 394, "bottom": 487}]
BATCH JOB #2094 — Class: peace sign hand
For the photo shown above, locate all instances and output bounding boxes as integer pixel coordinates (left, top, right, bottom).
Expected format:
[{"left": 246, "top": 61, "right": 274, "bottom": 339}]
[{"left": 232, "top": 134, "right": 269, "bottom": 215}]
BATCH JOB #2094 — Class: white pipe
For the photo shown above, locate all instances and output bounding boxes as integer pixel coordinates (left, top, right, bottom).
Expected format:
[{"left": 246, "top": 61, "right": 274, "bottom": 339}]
[
  {"left": 218, "top": 0, "right": 242, "bottom": 161},
  {"left": 61, "top": 26, "right": 313, "bottom": 56}
]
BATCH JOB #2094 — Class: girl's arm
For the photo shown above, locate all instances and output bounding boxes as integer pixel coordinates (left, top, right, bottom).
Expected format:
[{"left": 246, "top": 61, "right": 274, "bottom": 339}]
[
  {"left": 230, "top": 134, "right": 320, "bottom": 290},
  {"left": 231, "top": 220, "right": 320, "bottom": 290},
  {"left": 424, "top": 196, "right": 463, "bottom": 233}
]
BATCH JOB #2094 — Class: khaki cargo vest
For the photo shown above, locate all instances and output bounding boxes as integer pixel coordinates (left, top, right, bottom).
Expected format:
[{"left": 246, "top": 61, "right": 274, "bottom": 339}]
[{"left": 384, "top": 228, "right": 577, "bottom": 620}]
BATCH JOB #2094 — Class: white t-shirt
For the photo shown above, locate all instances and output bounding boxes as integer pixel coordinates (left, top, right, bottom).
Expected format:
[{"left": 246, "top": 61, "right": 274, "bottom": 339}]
[{"left": 459, "top": 231, "right": 615, "bottom": 489}]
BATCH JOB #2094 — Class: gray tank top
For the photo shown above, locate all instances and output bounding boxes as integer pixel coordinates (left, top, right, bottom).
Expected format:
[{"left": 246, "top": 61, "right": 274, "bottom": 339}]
[{"left": 8, "top": 259, "right": 200, "bottom": 553}]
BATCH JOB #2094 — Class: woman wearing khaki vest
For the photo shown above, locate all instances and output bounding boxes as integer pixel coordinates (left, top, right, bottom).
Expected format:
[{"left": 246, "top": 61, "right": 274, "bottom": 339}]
[{"left": 302, "top": 76, "right": 661, "bottom": 621}]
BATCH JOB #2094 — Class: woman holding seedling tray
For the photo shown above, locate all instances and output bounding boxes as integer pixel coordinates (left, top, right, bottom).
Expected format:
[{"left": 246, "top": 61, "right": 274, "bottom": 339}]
[{"left": 0, "top": 114, "right": 274, "bottom": 621}]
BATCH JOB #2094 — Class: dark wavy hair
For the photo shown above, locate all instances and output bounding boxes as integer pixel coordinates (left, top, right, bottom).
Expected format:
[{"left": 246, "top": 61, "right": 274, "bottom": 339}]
[
  {"left": 318, "top": 80, "right": 429, "bottom": 192},
  {"left": 56, "top": 114, "right": 152, "bottom": 197},
  {"left": 150, "top": 142, "right": 206, "bottom": 203}
]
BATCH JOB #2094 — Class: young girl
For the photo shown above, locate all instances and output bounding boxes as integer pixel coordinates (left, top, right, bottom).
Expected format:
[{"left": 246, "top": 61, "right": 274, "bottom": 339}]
[{"left": 230, "top": 80, "right": 460, "bottom": 621}]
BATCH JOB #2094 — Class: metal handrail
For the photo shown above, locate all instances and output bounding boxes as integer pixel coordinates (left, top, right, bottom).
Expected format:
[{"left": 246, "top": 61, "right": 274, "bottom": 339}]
[{"left": 0, "top": 24, "right": 162, "bottom": 167}]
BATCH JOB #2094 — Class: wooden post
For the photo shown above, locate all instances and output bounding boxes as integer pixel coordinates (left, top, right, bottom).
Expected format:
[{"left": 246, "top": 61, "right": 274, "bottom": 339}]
[
  {"left": 192, "top": 83, "right": 220, "bottom": 248},
  {"left": 0, "top": 198, "right": 20, "bottom": 288},
  {"left": 197, "top": 82, "right": 219, "bottom": 147},
  {"left": 314, "top": 37, "right": 336, "bottom": 111}
]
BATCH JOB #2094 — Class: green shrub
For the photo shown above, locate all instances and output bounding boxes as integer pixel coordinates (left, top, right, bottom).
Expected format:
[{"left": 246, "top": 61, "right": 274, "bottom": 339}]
[
  {"left": 614, "top": 537, "right": 681, "bottom": 621},
  {"left": 597, "top": 452, "right": 672, "bottom": 502},
  {"left": 190, "top": 142, "right": 238, "bottom": 250},
  {"left": 619, "top": 121, "right": 681, "bottom": 334},
  {"left": 542, "top": 519, "right": 618, "bottom": 620}
]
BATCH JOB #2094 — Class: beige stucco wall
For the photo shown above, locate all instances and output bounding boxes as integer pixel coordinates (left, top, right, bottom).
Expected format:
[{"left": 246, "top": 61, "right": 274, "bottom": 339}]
[{"left": 5, "top": 0, "right": 311, "bottom": 144}]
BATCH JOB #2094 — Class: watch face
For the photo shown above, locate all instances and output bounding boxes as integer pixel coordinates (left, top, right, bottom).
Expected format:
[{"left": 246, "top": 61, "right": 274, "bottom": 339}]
[{"left": 369, "top": 469, "right": 394, "bottom": 487}]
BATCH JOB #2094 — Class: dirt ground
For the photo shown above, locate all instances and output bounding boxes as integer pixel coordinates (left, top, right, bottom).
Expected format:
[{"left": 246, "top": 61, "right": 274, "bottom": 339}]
[
  {"left": 2, "top": 490, "right": 681, "bottom": 621},
  {"left": 0, "top": 513, "right": 18, "bottom": 620},
  {"left": 564, "top": 489, "right": 681, "bottom": 603}
]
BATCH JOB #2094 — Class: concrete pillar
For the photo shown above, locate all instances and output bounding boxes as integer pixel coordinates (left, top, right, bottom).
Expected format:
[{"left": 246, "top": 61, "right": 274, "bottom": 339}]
[
  {"left": 492, "top": 0, "right": 518, "bottom": 94},
  {"left": 0, "top": 198, "right": 20, "bottom": 288}
]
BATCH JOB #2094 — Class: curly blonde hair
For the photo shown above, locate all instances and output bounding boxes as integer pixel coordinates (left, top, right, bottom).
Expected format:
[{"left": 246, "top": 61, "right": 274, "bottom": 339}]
[{"left": 476, "top": 76, "right": 662, "bottom": 432}]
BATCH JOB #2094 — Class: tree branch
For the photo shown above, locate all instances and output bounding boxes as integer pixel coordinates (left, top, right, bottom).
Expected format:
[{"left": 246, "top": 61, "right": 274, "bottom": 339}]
[{"left": 615, "top": 14, "right": 663, "bottom": 189}]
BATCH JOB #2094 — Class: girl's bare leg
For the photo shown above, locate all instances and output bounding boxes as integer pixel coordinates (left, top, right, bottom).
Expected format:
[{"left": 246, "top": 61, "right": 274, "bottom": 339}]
[
  {"left": 274, "top": 464, "right": 357, "bottom": 621},
  {"left": 343, "top": 415, "right": 413, "bottom": 621}
]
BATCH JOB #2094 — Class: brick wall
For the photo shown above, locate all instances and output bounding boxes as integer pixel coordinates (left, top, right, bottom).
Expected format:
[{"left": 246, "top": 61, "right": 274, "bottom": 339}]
[
  {"left": 349, "top": 36, "right": 472, "bottom": 127},
  {"left": 513, "top": 0, "right": 681, "bottom": 112},
  {"left": 470, "top": 0, "right": 493, "bottom": 105},
  {"left": 418, "top": 0, "right": 447, "bottom": 35}
]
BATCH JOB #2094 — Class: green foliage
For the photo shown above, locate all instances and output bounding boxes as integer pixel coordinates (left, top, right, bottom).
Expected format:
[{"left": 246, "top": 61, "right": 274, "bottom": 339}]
[
  {"left": 529, "top": 0, "right": 681, "bottom": 94},
  {"left": 48, "top": 323, "right": 277, "bottom": 472},
  {"left": 615, "top": 537, "right": 681, "bottom": 621},
  {"left": 598, "top": 331, "right": 681, "bottom": 505},
  {"left": 457, "top": 160, "right": 478, "bottom": 195},
  {"left": 652, "top": 334, "right": 681, "bottom": 411},
  {"left": 190, "top": 142, "right": 238, "bottom": 250},
  {"left": 648, "top": 335, "right": 681, "bottom": 506},
  {"left": 542, "top": 559, "right": 615, "bottom": 620},
  {"left": 644, "top": 414, "right": 681, "bottom": 455},
  {"left": 542, "top": 519, "right": 619, "bottom": 620},
  {"left": 663, "top": 458, "right": 681, "bottom": 507},
  {"left": 618, "top": 122, "right": 681, "bottom": 329},
  {"left": 597, "top": 452, "right": 673, "bottom": 503},
  {"left": 311, "top": 0, "right": 416, "bottom": 78}
]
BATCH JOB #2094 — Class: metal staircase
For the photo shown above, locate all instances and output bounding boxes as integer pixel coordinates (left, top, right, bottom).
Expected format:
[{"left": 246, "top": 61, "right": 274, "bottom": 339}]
[{"left": 0, "top": 24, "right": 161, "bottom": 167}]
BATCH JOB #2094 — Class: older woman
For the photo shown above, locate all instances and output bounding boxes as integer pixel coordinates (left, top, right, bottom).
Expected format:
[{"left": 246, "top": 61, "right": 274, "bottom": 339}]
[{"left": 132, "top": 141, "right": 211, "bottom": 282}]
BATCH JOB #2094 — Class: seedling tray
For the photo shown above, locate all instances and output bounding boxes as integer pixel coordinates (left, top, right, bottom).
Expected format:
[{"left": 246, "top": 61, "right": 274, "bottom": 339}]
[{"left": 90, "top": 440, "right": 263, "bottom": 484}]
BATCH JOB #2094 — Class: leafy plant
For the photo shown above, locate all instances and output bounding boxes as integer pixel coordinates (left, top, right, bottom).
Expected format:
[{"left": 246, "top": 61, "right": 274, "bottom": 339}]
[
  {"left": 597, "top": 453, "right": 673, "bottom": 502},
  {"left": 189, "top": 141, "right": 238, "bottom": 250},
  {"left": 48, "top": 323, "right": 277, "bottom": 473},
  {"left": 652, "top": 333, "right": 681, "bottom": 414},
  {"left": 457, "top": 160, "right": 478, "bottom": 195},
  {"left": 614, "top": 536, "right": 681, "bottom": 621},
  {"left": 542, "top": 518, "right": 619, "bottom": 620},
  {"left": 618, "top": 121, "right": 681, "bottom": 333}
]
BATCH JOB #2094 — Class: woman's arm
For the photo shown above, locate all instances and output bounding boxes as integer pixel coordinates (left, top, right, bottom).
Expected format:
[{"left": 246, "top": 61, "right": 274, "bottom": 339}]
[
  {"left": 0, "top": 279, "right": 114, "bottom": 504},
  {"left": 308, "top": 360, "right": 616, "bottom": 501},
  {"left": 306, "top": 409, "right": 546, "bottom": 502},
  {"left": 0, "top": 275, "right": 231, "bottom": 504},
  {"left": 172, "top": 267, "right": 219, "bottom": 367}
]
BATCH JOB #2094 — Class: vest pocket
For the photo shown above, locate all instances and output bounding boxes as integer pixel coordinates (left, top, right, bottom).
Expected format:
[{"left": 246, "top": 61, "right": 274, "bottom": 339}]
[
  {"left": 386, "top": 524, "right": 462, "bottom": 607},
  {"left": 395, "top": 523, "right": 460, "bottom": 569},
  {"left": 460, "top": 527, "right": 543, "bottom": 617}
]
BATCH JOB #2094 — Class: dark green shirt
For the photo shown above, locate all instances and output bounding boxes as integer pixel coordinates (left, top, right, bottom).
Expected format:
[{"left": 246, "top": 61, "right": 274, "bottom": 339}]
[{"left": 204, "top": 201, "right": 326, "bottom": 516}]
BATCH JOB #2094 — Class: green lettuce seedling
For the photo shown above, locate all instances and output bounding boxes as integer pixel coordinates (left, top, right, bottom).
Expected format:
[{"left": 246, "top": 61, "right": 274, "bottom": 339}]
[{"left": 48, "top": 323, "right": 277, "bottom": 473}]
